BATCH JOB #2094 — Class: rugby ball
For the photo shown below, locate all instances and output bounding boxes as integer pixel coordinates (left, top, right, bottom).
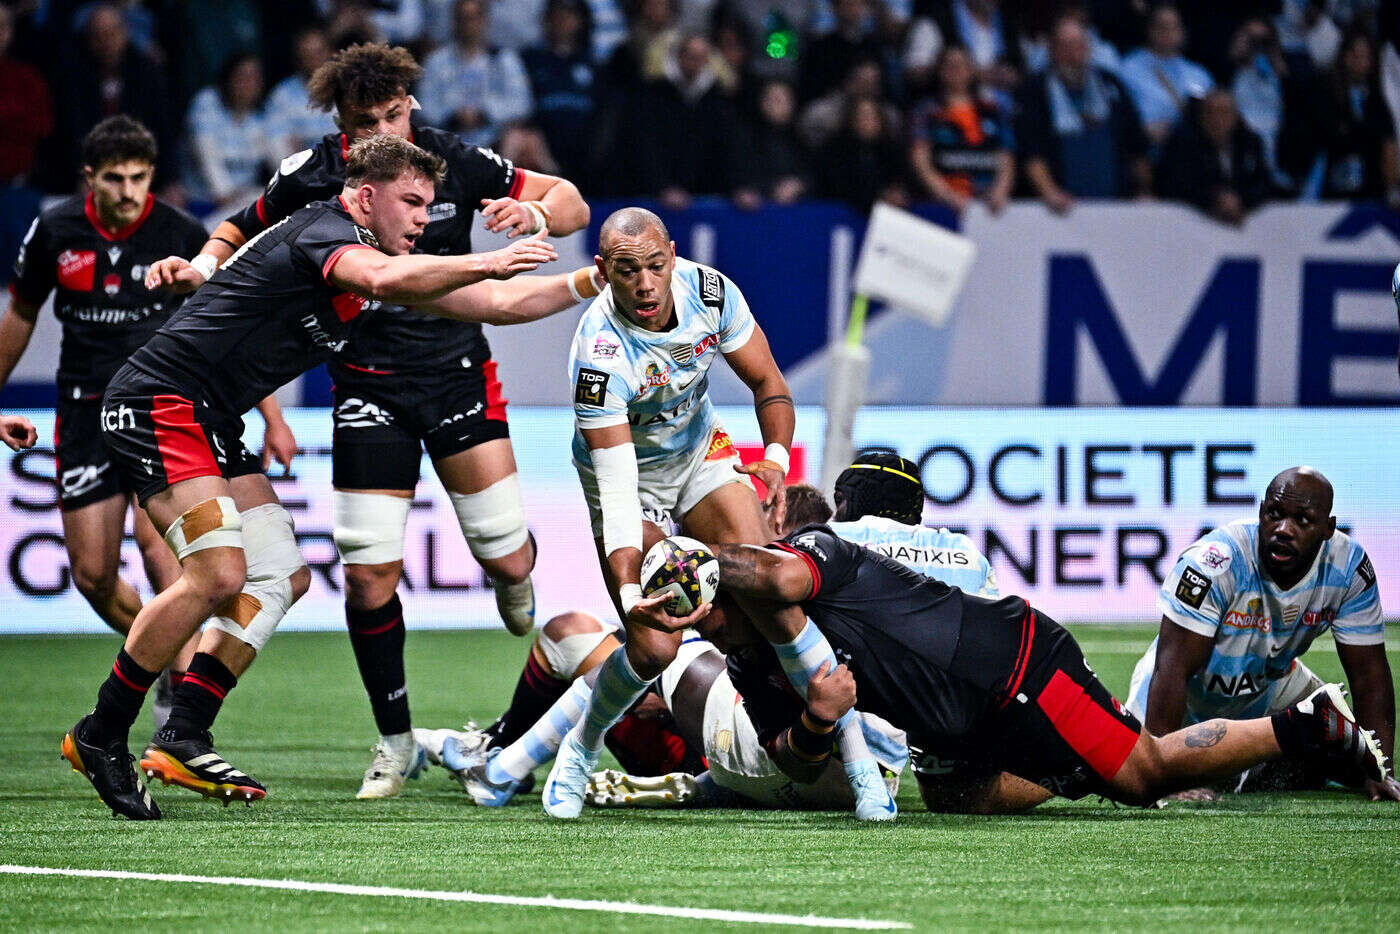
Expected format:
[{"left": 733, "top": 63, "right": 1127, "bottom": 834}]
[{"left": 641, "top": 536, "right": 720, "bottom": 616}]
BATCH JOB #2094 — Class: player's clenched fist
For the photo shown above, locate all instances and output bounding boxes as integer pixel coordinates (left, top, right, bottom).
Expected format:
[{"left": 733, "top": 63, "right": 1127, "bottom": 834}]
[
  {"left": 144, "top": 255, "right": 207, "bottom": 294},
  {"left": 0, "top": 414, "right": 38, "bottom": 451},
  {"left": 806, "top": 661, "right": 856, "bottom": 725},
  {"left": 478, "top": 233, "right": 558, "bottom": 279}
]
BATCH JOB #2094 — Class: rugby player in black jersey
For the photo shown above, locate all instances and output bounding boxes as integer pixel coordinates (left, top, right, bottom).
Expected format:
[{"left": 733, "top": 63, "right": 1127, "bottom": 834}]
[
  {"left": 0, "top": 117, "right": 292, "bottom": 724},
  {"left": 150, "top": 43, "right": 591, "bottom": 798},
  {"left": 60, "top": 135, "right": 604, "bottom": 820},
  {"left": 695, "top": 527, "right": 1390, "bottom": 812}
]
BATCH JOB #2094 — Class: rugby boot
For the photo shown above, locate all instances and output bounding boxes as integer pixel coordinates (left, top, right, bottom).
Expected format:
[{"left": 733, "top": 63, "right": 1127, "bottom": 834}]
[
  {"left": 451, "top": 746, "right": 522, "bottom": 807},
  {"left": 356, "top": 736, "right": 427, "bottom": 799},
  {"left": 494, "top": 576, "right": 536, "bottom": 636},
  {"left": 542, "top": 727, "right": 600, "bottom": 818},
  {"left": 413, "top": 724, "right": 489, "bottom": 769},
  {"left": 585, "top": 769, "right": 700, "bottom": 808},
  {"left": 140, "top": 729, "right": 267, "bottom": 805},
  {"left": 61, "top": 715, "right": 161, "bottom": 820},
  {"left": 846, "top": 757, "right": 898, "bottom": 821},
  {"left": 1283, "top": 683, "right": 1389, "bottom": 785}
]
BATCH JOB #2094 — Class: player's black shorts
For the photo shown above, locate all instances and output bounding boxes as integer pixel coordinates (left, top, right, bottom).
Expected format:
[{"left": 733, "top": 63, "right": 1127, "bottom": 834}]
[
  {"left": 330, "top": 357, "right": 510, "bottom": 491},
  {"left": 99, "top": 390, "right": 263, "bottom": 504},
  {"left": 967, "top": 609, "right": 1143, "bottom": 800},
  {"left": 55, "top": 393, "right": 131, "bottom": 510}
]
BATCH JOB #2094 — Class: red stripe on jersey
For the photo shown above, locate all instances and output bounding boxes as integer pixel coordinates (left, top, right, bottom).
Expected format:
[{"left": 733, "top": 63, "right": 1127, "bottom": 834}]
[
  {"left": 254, "top": 195, "right": 268, "bottom": 226},
  {"left": 508, "top": 168, "right": 527, "bottom": 201},
  {"left": 482, "top": 359, "right": 508, "bottom": 421},
  {"left": 1035, "top": 669, "right": 1140, "bottom": 780},
  {"left": 150, "top": 394, "right": 220, "bottom": 485},
  {"left": 771, "top": 542, "right": 820, "bottom": 600},
  {"left": 996, "top": 607, "right": 1036, "bottom": 710},
  {"left": 84, "top": 193, "right": 155, "bottom": 241},
  {"left": 322, "top": 243, "right": 375, "bottom": 281},
  {"left": 339, "top": 361, "right": 395, "bottom": 375},
  {"left": 340, "top": 133, "right": 350, "bottom": 160}
]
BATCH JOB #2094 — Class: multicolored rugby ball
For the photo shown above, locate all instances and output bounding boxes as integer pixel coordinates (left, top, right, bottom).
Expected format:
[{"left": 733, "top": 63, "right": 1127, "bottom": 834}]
[{"left": 640, "top": 536, "right": 720, "bottom": 616}]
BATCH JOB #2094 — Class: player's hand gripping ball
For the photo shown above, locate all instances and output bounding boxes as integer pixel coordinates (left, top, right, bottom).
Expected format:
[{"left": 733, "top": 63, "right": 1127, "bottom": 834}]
[{"left": 641, "top": 536, "right": 720, "bottom": 617}]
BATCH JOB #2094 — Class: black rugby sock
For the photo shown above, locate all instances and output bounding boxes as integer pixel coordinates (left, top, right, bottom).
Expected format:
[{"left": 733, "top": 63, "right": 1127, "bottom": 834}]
[
  {"left": 92, "top": 648, "right": 159, "bottom": 737},
  {"left": 489, "top": 652, "right": 570, "bottom": 748},
  {"left": 1271, "top": 709, "right": 1307, "bottom": 757},
  {"left": 164, "top": 652, "right": 238, "bottom": 738},
  {"left": 346, "top": 594, "right": 411, "bottom": 736}
]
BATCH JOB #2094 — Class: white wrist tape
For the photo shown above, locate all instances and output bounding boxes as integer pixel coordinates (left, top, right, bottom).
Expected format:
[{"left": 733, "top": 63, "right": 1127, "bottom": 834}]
[
  {"left": 522, "top": 201, "right": 549, "bottom": 234},
  {"left": 568, "top": 266, "right": 602, "bottom": 304},
  {"left": 619, "top": 583, "right": 644, "bottom": 616},
  {"left": 590, "top": 442, "right": 642, "bottom": 559},
  {"left": 190, "top": 253, "right": 219, "bottom": 282},
  {"left": 764, "top": 443, "right": 791, "bottom": 475}
]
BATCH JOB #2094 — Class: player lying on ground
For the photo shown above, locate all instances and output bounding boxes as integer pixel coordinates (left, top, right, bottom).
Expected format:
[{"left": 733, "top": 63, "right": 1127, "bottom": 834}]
[
  {"left": 152, "top": 43, "right": 592, "bottom": 800},
  {"left": 541, "top": 206, "right": 897, "bottom": 821},
  {"left": 1125, "top": 466, "right": 1399, "bottom": 801},
  {"left": 0, "top": 117, "right": 252, "bottom": 725},
  {"left": 682, "top": 523, "right": 1390, "bottom": 812},
  {"left": 55, "top": 135, "right": 604, "bottom": 820},
  {"left": 419, "top": 466, "right": 992, "bottom": 809}
]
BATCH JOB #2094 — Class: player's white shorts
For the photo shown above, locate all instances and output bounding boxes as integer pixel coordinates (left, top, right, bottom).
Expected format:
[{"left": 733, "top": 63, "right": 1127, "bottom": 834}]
[
  {"left": 1125, "top": 639, "right": 1324, "bottom": 726},
  {"left": 574, "top": 422, "right": 754, "bottom": 537},
  {"left": 699, "top": 671, "right": 904, "bottom": 809}
]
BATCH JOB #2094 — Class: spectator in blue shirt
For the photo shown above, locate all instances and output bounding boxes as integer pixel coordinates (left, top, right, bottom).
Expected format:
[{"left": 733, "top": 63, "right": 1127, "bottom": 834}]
[
  {"left": 1120, "top": 3, "right": 1214, "bottom": 146},
  {"left": 184, "top": 52, "right": 272, "bottom": 209},
  {"left": 417, "top": 0, "right": 533, "bottom": 148},
  {"left": 264, "top": 27, "right": 338, "bottom": 159}
]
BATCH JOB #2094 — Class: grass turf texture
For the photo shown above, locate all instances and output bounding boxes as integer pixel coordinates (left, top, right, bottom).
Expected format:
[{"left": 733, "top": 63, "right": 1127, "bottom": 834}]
[{"left": 1, "top": 626, "right": 1396, "bottom": 932}]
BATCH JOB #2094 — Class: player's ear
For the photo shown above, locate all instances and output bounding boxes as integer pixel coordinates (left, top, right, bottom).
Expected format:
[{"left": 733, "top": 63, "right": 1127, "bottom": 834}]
[
  {"left": 669, "top": 241, "right": 676, "bottom": 258},
  {"left": 594, "top": 254, "right": 606, "bottom": 276},
  {"left": 1325, "top": 516, "right": 1337, "bottom": 539}
]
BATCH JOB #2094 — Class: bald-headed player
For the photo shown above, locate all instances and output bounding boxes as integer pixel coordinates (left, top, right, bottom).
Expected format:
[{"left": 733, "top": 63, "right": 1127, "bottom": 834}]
[
  {"left": 1127, "top": 466, "right": 1399, "bottom": 801},
  {"left": 544, "top": 207, "right": 897, "bottom": 820}
]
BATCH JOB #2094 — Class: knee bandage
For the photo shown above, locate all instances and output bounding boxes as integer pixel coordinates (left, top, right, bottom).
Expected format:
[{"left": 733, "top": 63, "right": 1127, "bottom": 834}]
[
  {"left": 448, "top": 473, "right": 530, "bottom": 560},
  {"left": 208, "top": 503, "right": 305, "bottom": 652},
  {"left": 332, "top": 491, "right": 412, "bottom": 565},
  {"left": 538, "top": 625, "right": 617, "bottom": 681},
  {"left": 163, "top": 496, "right": 243, "bottom": 559}
]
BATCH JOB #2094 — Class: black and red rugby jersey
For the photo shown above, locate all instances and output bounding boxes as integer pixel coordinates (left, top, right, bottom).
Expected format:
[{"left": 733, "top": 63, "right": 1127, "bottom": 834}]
[
  {"left": 228, "top": 126, "right": 520, "bottom": 373},
  {"left": 11, "top": 193, "right": 208, "bottom": 396}
]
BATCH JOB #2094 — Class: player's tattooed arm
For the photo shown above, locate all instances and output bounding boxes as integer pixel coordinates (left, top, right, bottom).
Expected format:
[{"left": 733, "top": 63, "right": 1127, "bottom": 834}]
[
  {"left": 713, "top": 544, "right": 813, "bottom": 604},
  {"left": 755, "top": 393, "right": 794, "bottom": 412}
]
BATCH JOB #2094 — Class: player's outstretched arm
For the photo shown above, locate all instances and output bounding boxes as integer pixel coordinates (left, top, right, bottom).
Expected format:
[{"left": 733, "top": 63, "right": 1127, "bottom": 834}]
[
  {"left": 1143, "top": 617, "right": 1214, "bottom": 737},
  {"left": 1336, "top": 641, "right": 1400, "bottom": 800},
  {"left": 724, "top": 325, "right": 795, "bottom": 532},
  {"left": 330, "top": 236, "right": 558, "bottom": 304},
  {"left": 712, "top": 544, "right": 813, "bottom": 604},
  {"left": 482, "top": 171, "right": 590, "bottom": 238},
  {"left": 425, "top": 266, "right": 603, "bottom": 325}
]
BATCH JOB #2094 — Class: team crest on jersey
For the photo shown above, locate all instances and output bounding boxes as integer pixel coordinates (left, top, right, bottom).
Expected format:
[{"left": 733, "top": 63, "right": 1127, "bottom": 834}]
[
  {"left": 107, "top": 245, "right": 122, "bottom": 265},
  {"left": 1176, "top": 566, "right": 1211, "bottom": 609},
  {"left": 643, "top": 362, "right": 671, "bottom": 388},
  {"left": 671, "top": 333, "right": 719, "bottom": 366},
  {"left": 103, "top": 273, "right": 121, "bottom": 296},
  {"left": 575, "top": 367, "right": 609, "bottom": 406},
  {"left": 57, "top": 249, "right": 97, "bottom": 291},
  {"left": 1197, "top": 543, "right": 1232, "bottom": 576},
  {"left": 704, "top": 427, "right": 736, "bottom": 461}
]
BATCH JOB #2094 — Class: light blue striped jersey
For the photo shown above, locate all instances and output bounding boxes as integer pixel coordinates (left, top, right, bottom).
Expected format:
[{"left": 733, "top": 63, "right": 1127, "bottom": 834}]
[
  {"left": 568, "top": 257, "right": 755, "bottom": 465},
  {"left": 827, "top": 516, "right": 999, "bottom": 597},
  {"left": 1158, "top": 520, "right": 1383, "bottom": 717}
]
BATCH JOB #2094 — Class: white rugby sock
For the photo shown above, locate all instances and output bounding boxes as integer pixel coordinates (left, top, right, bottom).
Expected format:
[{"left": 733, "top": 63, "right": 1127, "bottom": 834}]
[
  {"left": 772, "top": 621, "right": 876, "bottom": 780},
  {"left": 490, "top": 677, "right": 591, "bottom": 783},
  {"left": 577, "top": 645, "right": 652, "bottom": 752}
]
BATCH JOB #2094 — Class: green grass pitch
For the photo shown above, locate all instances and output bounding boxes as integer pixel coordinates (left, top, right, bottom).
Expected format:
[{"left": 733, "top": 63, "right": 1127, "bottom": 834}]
[{"left": 1, "top": 625, "right": 1396, "bottom": 932}]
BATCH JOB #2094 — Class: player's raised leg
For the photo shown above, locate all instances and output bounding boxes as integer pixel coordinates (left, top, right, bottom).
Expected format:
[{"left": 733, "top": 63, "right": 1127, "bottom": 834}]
[{"left": 140, "top": 470, "right": 310, "bottom": 804}]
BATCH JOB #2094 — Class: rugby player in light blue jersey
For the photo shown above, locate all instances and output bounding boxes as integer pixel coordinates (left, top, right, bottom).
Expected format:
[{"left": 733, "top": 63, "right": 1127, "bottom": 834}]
[
  {"left": 542, "top": 207, "right": 897, "bottom": 820},
  {"left": 1126, "top": 466, "right": 1399, "bottom": 801}
]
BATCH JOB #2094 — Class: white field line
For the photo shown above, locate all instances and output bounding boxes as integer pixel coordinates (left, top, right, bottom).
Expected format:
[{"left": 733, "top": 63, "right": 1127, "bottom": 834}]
[{"left": 0, "top": 865, "right": 910, "bottom": 930}]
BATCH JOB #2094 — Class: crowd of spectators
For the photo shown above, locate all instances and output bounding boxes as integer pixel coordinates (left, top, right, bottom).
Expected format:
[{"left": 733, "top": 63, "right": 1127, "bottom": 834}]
[{"left": 6, "top": 0, "right": 1400, "bottom": 226}]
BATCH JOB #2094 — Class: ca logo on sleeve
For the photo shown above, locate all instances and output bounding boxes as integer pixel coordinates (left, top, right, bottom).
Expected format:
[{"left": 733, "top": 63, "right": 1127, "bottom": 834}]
[
  {"left": 574, "top": 367, "right": 609, "bottom": 407},
  {"left": 1176, "top": 567, "right": 1211, "bottom": 609}
]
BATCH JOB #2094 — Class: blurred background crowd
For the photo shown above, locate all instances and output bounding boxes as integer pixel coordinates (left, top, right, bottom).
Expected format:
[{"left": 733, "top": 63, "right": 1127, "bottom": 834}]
[{"left": 4, "top": 0, "right": 1400, "bottom": 233}]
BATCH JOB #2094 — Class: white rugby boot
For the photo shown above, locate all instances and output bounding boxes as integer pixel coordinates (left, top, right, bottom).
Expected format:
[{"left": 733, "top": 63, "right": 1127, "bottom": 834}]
[
  {"left": 542, "top": 727, "right": 599, "bottom": 819},
  {"left": 356, "top": 733, "right": 427, "bottom": 799},
  {"left": 585, "top": 769, "right": 700, "bottom": 808}
]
